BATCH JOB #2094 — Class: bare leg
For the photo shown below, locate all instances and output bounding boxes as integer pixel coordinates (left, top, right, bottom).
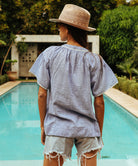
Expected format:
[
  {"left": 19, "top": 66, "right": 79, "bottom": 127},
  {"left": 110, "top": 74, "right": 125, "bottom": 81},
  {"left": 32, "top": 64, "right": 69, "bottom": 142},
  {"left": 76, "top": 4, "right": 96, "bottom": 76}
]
[
  {"left": 81, "top": 150, "right": 98, "bottom": 166},
  {"left": 43, "top": 152, "right": 64, "bottom": 166}
]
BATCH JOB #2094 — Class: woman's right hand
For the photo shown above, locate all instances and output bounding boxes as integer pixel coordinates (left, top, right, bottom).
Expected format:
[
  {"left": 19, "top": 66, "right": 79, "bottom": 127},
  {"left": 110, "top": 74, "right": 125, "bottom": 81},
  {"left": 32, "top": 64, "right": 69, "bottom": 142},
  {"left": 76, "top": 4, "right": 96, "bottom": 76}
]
[{"left": 41, "top": 127, "right": 46, "bottom": 145}]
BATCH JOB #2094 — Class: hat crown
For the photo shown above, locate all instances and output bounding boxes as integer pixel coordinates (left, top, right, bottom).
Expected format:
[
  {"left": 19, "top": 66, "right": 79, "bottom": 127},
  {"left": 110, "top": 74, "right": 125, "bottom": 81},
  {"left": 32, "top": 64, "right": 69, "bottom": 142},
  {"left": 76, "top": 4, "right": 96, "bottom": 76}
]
[
  {"left": 59, "top": 4, "right": 90, "bottom": 29},
  {"left": 49, "top": 4, "right": 96, "bottom": 31}
]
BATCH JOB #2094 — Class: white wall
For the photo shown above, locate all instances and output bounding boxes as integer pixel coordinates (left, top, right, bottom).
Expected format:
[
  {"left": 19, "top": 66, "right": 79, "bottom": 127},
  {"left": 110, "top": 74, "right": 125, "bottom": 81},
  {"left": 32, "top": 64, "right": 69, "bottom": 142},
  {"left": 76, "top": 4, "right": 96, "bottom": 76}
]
[{"left": 11, "top": 35, "right": 99, "bottom": 78}]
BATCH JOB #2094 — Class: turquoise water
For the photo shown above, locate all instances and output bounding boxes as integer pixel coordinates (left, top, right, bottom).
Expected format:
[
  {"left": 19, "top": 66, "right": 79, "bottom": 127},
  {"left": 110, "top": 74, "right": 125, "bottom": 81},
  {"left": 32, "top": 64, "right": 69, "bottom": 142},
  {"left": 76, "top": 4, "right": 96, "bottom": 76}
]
[{"left": 0, "top": 83, "right": 138, "bottom": 160}]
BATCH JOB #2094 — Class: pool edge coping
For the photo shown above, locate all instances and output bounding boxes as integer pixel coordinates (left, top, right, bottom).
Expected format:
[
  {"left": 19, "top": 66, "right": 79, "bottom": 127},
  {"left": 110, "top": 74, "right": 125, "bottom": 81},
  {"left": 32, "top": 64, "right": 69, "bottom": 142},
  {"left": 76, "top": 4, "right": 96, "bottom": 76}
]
[
  {"left": 0, "top": 81, "right": 22, "bottom": 96},
  {"left": 104, "top": 88, "right": 138, "bottom": 118},
  {"left": 0, "top": 80, "right": 36, "bottom": 96}
]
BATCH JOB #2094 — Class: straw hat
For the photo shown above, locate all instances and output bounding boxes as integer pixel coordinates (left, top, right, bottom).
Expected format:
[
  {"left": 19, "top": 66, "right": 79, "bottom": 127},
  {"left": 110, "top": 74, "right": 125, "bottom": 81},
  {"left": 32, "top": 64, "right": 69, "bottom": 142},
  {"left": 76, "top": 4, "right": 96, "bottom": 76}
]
[{"left": 49, "top": 4, "right": 96, "bottom": 32}]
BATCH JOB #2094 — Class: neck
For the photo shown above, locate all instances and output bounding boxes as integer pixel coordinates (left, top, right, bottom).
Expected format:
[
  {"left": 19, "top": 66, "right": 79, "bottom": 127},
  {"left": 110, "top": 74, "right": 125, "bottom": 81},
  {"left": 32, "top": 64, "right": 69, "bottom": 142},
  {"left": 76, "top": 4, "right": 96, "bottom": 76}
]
[{"left": 67, "top": 34, "right": 83, "bottom": 47}]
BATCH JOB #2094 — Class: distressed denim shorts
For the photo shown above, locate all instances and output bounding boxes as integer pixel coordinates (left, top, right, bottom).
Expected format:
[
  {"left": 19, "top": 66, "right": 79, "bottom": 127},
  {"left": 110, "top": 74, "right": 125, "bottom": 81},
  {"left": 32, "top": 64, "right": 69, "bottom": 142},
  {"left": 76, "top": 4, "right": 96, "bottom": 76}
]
[{"left": 44, "top": 136, "right": 103, "bottom": 165}]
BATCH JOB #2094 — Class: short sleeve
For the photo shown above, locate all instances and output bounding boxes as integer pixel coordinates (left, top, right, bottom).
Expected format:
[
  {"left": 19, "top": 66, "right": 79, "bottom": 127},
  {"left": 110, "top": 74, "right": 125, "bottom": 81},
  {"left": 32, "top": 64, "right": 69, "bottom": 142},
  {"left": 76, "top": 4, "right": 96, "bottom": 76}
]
[
  {"left": 90, "top": 54, "right": 118, "bottom": 97},
  {"left": 29, "top": 51, "right": 50, "bottom": 90}
]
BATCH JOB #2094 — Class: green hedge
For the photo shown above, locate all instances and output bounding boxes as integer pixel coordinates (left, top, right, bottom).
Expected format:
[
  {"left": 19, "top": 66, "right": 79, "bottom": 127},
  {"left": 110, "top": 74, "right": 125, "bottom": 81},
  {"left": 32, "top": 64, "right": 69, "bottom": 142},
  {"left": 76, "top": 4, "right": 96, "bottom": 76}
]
[
  {"left": 0, "top": 74, "right": 9, "bottom": 85},
  {"left": 114, "top": 76, "right": 138, "bottom": 99},
  {"left": 97, "top": 5, "right": 138, "bottom": 72}
]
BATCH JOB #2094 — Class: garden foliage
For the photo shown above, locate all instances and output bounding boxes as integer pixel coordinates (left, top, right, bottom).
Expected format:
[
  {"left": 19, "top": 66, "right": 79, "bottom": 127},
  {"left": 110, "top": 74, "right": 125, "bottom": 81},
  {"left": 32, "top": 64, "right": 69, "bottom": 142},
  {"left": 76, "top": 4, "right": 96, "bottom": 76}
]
[
  {"left": 114, "top": 76, "right": 138, "bottom": 99},
  {"left": 97, "top": 5, "right": 138, "bottom": 71},
  {"left": 0, "top": 0, "right": 117, "bottom": 37},
  {"left": 0, "top": 74, "right": 9, "bottom": 85},
  {"left": 132, "top": 33, "right": 138, "bottom": 69},
  {"left": 0, "top": 0, "right": 117, "bottom": 75},
  {"left": 116, "top": 57, "right": 138, "bottom": 80}
]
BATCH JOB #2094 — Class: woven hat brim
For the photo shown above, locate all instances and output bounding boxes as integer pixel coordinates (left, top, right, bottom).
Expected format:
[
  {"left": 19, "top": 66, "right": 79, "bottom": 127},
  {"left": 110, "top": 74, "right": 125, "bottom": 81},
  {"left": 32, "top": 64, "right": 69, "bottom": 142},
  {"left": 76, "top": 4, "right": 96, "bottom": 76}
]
[{"left": 49, "top": 18, "right": 96, "bottom": 32}]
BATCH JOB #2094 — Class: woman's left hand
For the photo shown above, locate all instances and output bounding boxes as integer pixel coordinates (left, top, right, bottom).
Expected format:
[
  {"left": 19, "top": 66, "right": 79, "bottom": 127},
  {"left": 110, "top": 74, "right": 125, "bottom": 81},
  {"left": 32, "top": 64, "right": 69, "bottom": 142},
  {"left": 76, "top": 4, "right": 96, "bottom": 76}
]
[{"left": 41, "top": 127, "right": 46, "bottom": 145}]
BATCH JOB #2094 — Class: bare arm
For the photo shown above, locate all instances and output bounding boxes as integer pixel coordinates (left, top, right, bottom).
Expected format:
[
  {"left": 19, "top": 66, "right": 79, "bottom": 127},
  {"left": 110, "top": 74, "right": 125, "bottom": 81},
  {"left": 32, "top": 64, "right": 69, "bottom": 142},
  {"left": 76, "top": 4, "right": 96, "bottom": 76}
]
[
  {"left": 94, "top": 95, "right": 104, "bottom": 136},
  {"left": 38, "top": 86, "right": 47, "bottom": 145}
]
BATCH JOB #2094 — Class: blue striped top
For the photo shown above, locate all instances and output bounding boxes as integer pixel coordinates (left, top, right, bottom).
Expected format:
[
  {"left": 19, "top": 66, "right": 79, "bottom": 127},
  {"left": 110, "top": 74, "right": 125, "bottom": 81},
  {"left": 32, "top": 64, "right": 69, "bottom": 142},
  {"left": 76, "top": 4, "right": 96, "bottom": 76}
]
[{"left": 30, "top": 44, "right": 118, "bottom": 137}]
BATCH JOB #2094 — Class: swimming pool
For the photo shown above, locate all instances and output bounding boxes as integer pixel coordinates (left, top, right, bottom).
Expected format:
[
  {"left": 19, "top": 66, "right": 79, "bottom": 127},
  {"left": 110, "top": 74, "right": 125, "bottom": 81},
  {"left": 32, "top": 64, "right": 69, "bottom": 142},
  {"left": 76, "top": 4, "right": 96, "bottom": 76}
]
[{"left": 0, "top": 82, "right": 138, "bottom": 161}]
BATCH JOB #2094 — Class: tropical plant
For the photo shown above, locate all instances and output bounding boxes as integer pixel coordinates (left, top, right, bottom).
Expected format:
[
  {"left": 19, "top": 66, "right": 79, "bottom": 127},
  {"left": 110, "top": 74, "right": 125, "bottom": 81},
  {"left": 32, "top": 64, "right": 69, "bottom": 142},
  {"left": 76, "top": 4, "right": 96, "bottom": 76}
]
[
  {"left": 116, "top": 59, "right": 138, "bottom": 80},
  {"left": 4, "top": 59, "right": 17, "bottom": 72},
  {"left": 0, "top": 39, "right": 6, "bottom": 45},
  {"left": 0, "top": 34, "right": 16, "bottom": 75}
]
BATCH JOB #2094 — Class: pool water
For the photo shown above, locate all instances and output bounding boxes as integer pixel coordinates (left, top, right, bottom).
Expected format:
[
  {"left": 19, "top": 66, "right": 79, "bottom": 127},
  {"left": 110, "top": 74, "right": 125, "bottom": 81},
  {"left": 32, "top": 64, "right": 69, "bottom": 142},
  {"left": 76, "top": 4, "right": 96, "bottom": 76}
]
[{"left": 0, "top": 83, "right": 138, "bottom": 160}]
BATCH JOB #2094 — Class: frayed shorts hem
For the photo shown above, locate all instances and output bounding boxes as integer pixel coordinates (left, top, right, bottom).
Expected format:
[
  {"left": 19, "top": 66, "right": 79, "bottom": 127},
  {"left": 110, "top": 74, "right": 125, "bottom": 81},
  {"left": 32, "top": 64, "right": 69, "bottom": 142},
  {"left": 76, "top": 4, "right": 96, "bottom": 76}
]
[
  {"left": 43, "top": 136, "right": 103, "bottom": 165},
  {"left": 44, "top": 148, "right": 101, "bottom": 166}
]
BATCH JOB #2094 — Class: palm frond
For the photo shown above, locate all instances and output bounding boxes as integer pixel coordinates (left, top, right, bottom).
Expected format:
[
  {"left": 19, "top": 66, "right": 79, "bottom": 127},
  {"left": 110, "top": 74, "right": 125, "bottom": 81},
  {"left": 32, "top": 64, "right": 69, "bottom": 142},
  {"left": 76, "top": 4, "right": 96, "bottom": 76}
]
[{"left": 0, "top": 40, "right": 6, "bottom": 46}]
